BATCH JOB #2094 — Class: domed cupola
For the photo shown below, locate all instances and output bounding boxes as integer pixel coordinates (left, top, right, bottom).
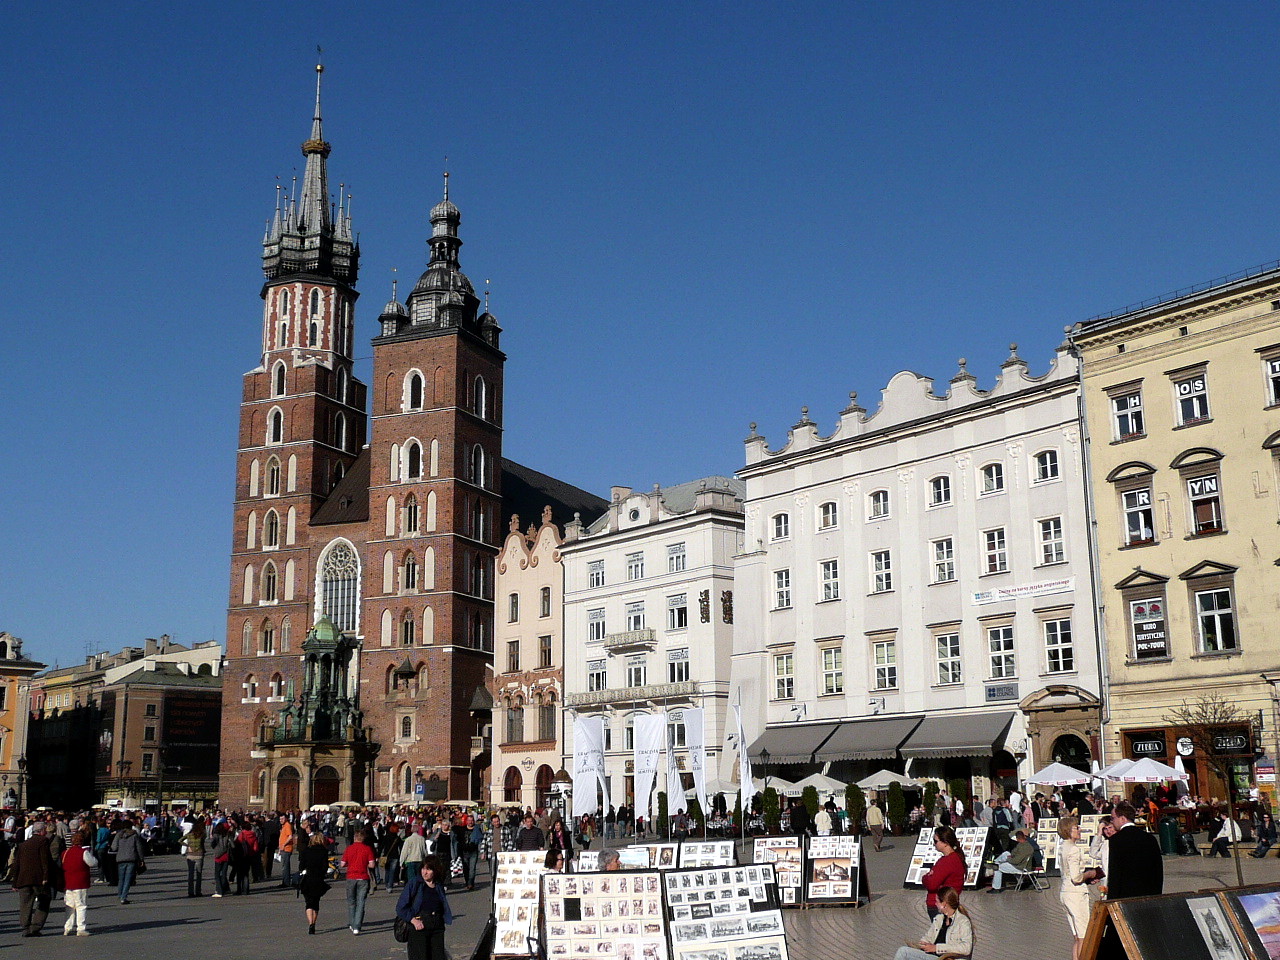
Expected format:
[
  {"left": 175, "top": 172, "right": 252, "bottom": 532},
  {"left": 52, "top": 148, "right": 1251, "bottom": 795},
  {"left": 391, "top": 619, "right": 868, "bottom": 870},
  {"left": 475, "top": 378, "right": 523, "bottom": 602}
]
[
  {"left": 406, "top": 171, "right": 480, "bottom": 330},
  {"left": 378, "top": 276, "right": 410, "bottom": 336}
]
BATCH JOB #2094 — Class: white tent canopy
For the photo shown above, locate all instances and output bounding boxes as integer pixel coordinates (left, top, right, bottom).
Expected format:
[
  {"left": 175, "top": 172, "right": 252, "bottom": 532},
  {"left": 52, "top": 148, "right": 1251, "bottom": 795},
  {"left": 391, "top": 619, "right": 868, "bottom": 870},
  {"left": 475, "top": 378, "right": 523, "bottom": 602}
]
[
  {"left": 857, "top": 770, "right": 922, "bottom": 792},
  {"left": 790, "top": 773, "right": 848, "bottom": 797},
  {"left": 1025, "top": 762, "right": 1093, "bottom": 786},
  {"left": 1098, "top": 758, "right": 1135, "bottom": 780},
  {"left": 752, "top": 776, "right": 795, "bottom": 794},
  {"left": 1116, "top": 757, "right": 1189, "bottom": 783}
]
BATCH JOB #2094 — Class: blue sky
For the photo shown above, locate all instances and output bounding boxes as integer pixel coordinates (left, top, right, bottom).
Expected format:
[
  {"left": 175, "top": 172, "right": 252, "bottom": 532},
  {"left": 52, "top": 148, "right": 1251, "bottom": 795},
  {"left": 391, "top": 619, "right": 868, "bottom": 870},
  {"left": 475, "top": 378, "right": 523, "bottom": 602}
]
[{"left": 7, "top": 2, "right": 1280, "bottom": 667}]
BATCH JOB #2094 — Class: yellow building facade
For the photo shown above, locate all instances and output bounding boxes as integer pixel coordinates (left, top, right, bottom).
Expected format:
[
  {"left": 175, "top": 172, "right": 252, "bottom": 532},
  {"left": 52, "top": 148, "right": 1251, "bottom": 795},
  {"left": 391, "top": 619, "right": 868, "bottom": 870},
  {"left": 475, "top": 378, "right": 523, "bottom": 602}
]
[
  {"left": 0, "top": 632, "right": 44, "bottom": 807},
  {"left": 1074, "top": 265, "right": 1280, "bottom": 803}
]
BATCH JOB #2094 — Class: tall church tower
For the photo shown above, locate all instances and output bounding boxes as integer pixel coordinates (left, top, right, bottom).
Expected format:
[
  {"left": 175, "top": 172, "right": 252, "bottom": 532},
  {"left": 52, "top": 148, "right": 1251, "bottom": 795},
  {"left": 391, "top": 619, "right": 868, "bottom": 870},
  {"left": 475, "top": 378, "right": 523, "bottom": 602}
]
[
  {"left": 362, "top": 177, "right": 504, "bottom": 801},
  {"left": 222, "top": 65, "right": 368, "bottom": 807}
]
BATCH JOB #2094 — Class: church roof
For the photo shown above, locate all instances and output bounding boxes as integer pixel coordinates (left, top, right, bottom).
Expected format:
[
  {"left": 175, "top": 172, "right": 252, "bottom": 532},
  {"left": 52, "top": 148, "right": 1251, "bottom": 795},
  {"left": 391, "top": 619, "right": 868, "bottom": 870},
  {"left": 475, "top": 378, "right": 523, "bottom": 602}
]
[
  {"left": 501, "top": 458, "right": 608, "bottom": 530},
  {"left": 311, "top": 447, "right": 372, "bottom": 525}
]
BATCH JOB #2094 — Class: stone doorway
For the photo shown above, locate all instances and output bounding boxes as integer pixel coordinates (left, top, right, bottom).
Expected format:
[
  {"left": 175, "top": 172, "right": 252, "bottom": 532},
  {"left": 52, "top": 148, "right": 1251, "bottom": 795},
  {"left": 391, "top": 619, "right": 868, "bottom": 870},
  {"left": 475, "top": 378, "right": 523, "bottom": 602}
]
[
  {"left": 277, "top": 767, "right": 301, "bottom": 810},
  {"left": 313, "top": 765, "right": 341, "bottom": 805}
]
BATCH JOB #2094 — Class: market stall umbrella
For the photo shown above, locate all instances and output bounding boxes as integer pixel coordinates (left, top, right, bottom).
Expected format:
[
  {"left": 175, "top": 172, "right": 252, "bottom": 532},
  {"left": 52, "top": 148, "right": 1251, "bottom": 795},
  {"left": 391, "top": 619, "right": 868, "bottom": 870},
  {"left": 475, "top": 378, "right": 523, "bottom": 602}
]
[
  {"left": 792, "top": 772, "right": 849, "bottom": 797},
  {"left": 443, "top": 799, "right": 480, "bottom": 807},
  {"left": 309, "top": 803, "right": 336, "bottom": 812},
  {"left": 1098, "top": 758, "right": 1135, "bottom": 780},
  {"left": 856, "top": 770, "right": 921, "bottom": 792},
  {"left": 685, "top": 778, "right": 738, "bottom": 800},
  {"left": 1025, "top": 762, "right": 1093, "bottom": 787},
  {"left": 1117, "top": 757, "right": 1189, "bottom": 783},
  {"left": 1173, "top": 755, "right": 1190, "bottom": 796},
  {"left": 751, "top": 776, "right": 794, "bottom": 794}
]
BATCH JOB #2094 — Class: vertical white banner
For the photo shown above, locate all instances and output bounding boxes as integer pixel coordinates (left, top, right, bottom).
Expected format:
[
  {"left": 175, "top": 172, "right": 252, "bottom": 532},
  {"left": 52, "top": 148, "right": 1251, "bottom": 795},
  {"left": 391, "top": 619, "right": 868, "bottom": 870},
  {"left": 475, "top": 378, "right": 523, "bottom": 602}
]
[
  {"left": 632, "top": 713, "right": 666, "bottom": 823},
  {"left": 573, "top": 715, "right": 609, "bottom": 819},
  {"left": 666, "top": 712, "right": 684, "bottom": 821},
  {"left": 684, "top": 707, "right": 708, "bottom": 816},
  {"left": 734, "top": 703, "right": 753, "bottom": 824}
]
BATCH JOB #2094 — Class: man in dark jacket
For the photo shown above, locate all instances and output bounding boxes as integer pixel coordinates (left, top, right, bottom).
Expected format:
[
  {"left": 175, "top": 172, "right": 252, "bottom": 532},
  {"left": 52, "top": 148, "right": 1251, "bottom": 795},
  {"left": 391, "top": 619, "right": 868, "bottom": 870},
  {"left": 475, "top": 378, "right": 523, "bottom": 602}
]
[
  {"left": 12, "top": 822, "right": 57, "bottom": 937},
  {"left": 515, "top": 815, "right": 544, "bottom": 851},
  {"left": 789, "top": 797, "right": 811, "bottom": 838},
  {"left": 1106, "top": 802, "right": 1163, "bottom": 899}
]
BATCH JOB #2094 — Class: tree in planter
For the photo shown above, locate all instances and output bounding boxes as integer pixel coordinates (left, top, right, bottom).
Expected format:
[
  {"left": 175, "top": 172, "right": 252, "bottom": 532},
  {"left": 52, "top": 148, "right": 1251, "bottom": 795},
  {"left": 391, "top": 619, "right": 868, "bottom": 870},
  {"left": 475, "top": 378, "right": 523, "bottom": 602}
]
[
  {"left": 923, "top": 781, "right": 938, "bottom": 824},
  {"left": 887, "top": 781, "right": 907, "bottom": 834},
  {"left": 1166, "top": 693, "right": 1251, "bottom": 887},
  {"left": 688, "top": 794, "right": 705, "bottom": 834},
  {"left": 846, "top": 784, "right": 867, "bottom": 837},
  {"left": 657, "top": 790, "right": 669, "bottom": 837},
  {"left": 802, "top": 785, "right": 820, "bottom": 821},
  {"left": 763, "top": 787, "right": 781, "bottom": 832}
]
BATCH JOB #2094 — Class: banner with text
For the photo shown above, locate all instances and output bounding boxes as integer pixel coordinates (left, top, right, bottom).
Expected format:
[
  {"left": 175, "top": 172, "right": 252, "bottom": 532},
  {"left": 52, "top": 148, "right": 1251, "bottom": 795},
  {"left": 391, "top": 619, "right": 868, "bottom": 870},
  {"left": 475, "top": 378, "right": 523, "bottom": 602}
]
[
  {"left": 684, "top": 707, "right": 708, "bottom": 815},
  {"left": 573, "top": 715, "right": 610, "bottom": 819},
  {"left": 633, "top": 712, "right": 667, "bottom": 821}
]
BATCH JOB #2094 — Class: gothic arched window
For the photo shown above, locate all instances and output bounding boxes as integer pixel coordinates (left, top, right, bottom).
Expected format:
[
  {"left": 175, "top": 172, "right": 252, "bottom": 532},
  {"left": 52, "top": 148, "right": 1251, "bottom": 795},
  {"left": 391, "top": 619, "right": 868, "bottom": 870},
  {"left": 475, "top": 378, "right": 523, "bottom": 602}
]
[
  {"left": 262, "top": 563, "right": 278, "bottom": 602},
  {"left": 273, "top": 362, "right": 287, "bottom": 397},
  {"left": 266, "top": 457, "right": 281, "bottom": 497},
  {"left": 474, "top": 376, "right": 487, "bottom": 419},
  {"left": 263, "top": 510, "right": 280, "bottom": 548},
  {"left": 401, "top": 615, "right": 416, "bottom": 647},
  {"left": 401, "top": 716, "right": 413, "bottom": 740},
  {"left": 310, "top": 288, "right": 321, "bottom": 317},
  {"left": 269, "top": 409, "right": 284, "bottom": 445},
  {"left": 407, "top": 442, "right": 423, "bottom": 479},
  {"left": 408, "top": 372, "right": 424, "bottom": 410},
  {"left": 404, "top": 494, "right": 419, "bottom": 535},
  {"left": 334, "top": 412, "right": 347, "bottom": 451},
  {"left": 471, "top": 445, "right": 485, "bottom": 489},
  {"left": 319, "top": 541, "right": 360, "bottom": 632}
]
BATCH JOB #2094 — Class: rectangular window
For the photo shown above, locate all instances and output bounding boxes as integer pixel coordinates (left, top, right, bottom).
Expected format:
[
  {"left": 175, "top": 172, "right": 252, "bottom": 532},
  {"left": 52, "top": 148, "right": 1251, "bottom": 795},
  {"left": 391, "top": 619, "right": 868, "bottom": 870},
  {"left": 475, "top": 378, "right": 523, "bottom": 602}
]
[
  {"left": 539, "top": 704, "right": 556, "bottom": 741},
  {"left": 772, "top": 513, "right": 790, "bottom": 540},
  {"left": 540, "top": 587, "right": 551, "bottom": 618},
  {"left": 667, "top": 594, "right": 688, "bottom": 630},
  {"left": 145, "top": 704, "right": 158, "bottom": 718},
  {"left": 1113, "top": 392, "right": 1145, "bottom": 439},
  {"left": 1034, "top": 450, "right": 1060, "bottom": 482},
  {"left": 988, "top": 625, "right": 1016, "bottom": 679},
  {"left": 668, "top": 649, "right": 690, "bottom": 683},
  {"left": 1268, "top": 357, "right": 1280, "bottom": 405},
  {"left": 820, "top": 559, "right": 840, "bottom": 601},
  {"left": 141, "top": 753, "right": 154, "bottom": 774},
  {"left": 871, "top": 550, "right": 893, "bottom": 592},
  {"left": 587, "top": 659, "right": 607, "bottom": 692},
  {"left": 1175, "top": 375, "right": 1210, "bottom": 425},
  {"left": 819, "top": 501, "right": 838, "bottom": 529},
  {"left": 625, "top": 724, "right": 635, "bottom": 750},
  {"left": 588, "top": 560, "right": 605, "bottom": 588},
  {"left": 506, "top": 706, "right": 524, "bottom": 744},
  {"left": 1130, "top": 598, "right": 1168, "bottom": 660},
  {"left": 873, "top": 641, "right": 897, "bottom": 690},
  {"left": 506, "top": 639, "right": 520, "bottom": 673},
  {"left": 1187, "top": 475, "right": 1223, "bottom": 534},
  {"left": 929, "top": 476, "right": 951, "bottom": 506},
  {"left": 1123, "top": 488, "right": 1155, "bottom": 545},
  {"left": 667, "top": 542, "right": 687, "bottom": 573},
  {"left": 539, "top": 634, "right": 553, "bottom": 669},
  {"left": 1045, "top": 618, "right": 1074, "bottom": 673},
  {"left": 822, "top": 647, "right": 844, "bottom": 695},
  {"left": 587, "top": 608, "right": 606, "bottom": 641},
  {"left": 626, "top": 657, "right": 647, "bottom": 688},
  {"left": 626, "top": 601, "right": 646, "bottom": 632},
  {"left": 936, "top": 633, "right": 961, "bottom": 685},
  {"left": 508, "top": 592, "right": 520, "bottom": 622},
  {"left": 773, "top": 652, "right": 794, "bottom": 699},
  {"left": 984, "top": 528, "right": 1008, "bottom": 573},
  {"left": 981, "top": 463, "right": 1005, "bottom": 495},
  {"left": 668, "top": 716, "right": 687, "bottom": 748},
  {"left": 143, "top": 725, "right": 157, "bottom": 743},
  {"left": 868, "top": 490, "right": 890, "bottom": 519},
  {"left": 626, "top": 552, "right": 645, "bottom": 581},
  {"left": 1196, "top": 588, "right": 1238, "bottom": 652},
  {"left": 932, "top": 538, "right": 955, "bottom": 583},
  {"left": 1039, "top": 517, "right": 1065, "bottom": 564},
  {"left": 774, "top": 569, "right": 792, "bottom": 609}
]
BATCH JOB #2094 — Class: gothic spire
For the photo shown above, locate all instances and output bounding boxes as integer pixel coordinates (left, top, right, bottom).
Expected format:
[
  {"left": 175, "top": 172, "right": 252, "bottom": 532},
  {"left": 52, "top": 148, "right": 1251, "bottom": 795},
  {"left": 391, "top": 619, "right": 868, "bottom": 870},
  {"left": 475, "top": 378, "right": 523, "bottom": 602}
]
[{"left": 296, "top": 63, "right": 331, "bottom": 234}]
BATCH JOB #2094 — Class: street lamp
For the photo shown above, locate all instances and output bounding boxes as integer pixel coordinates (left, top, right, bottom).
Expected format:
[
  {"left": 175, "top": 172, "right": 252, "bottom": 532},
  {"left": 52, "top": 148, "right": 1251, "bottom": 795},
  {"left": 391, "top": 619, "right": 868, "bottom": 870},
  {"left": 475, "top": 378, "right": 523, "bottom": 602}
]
[{"left": 759, "top": 748, "right": 770, "bottom": 793}]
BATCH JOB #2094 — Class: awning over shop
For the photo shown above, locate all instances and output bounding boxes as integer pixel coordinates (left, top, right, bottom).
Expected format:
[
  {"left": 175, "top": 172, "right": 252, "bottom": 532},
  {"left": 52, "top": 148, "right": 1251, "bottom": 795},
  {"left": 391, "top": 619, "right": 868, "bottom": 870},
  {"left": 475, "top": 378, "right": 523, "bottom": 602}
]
[
  {"left": 813, "top": 716, "right": 923, "bottom": 762},
  {"left": 748, "top": 722, "right": 840, "bottom": 765},
  {"left": 900, "top": 711, "right": 1016, "bottom": 760}
]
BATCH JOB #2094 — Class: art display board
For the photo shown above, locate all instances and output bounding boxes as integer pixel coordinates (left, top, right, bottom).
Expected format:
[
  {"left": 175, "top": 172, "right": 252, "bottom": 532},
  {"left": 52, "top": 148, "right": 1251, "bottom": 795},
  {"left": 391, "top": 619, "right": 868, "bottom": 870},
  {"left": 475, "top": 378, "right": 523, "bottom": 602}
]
[
  {"left": 1078, "top": 815, "right": 1106, "bottom": 872},
  {"left": 541, "top": 871, "right": 668, "bottom": 960},
  {"left": 493, "top": 851, "right": 551, "bottom": 956},
  {"left": 664, "top": 865, "right": 789, "bottom": 960},
  {"left": 623, "top": 844, "right": 683, "bottom": 869},
  {"left": 577, "top": 851, "right": 601, "bottom": 873},
  {"left": 621, "top": 847, "right": 655, "bottom": 869},
  {"left": 679, "top": 841, "right": 737, "bottom": 868},
  {"left": 751, "top": 837, "right": 804, "bottom": 906},
  {"left": 1078, "top": 886, "right": 1275, "bottom": 960},
  {"left": 804, "top": 836, "right": 869, "bottom": 905},
  {"left": 902, "top": 827, "right": 994, "bottom": 889},
  {"left": 1035, "top": 817, "right": 1061, "bottom": 877}
]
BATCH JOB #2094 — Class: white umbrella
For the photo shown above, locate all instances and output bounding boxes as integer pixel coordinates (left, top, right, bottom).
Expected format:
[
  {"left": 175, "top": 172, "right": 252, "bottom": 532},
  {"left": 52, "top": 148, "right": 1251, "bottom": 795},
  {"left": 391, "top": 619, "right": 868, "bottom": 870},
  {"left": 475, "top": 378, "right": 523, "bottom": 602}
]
[
  {"left": 1099, "top": 758, "right": 1135, "bottom": 780},
  {"left": 857, "top": 770, "right": 922, "bottom": 792},
  {"left": 751, "top": 776, "right": 794, "bottom": 794},
  {"left": 793, "top": 773, "right": 849, "bottom": 797},
  {"left": 1090, "top": 760, "right": 1104, "bottom": 797},
  {"left": 1173, "top": 756, "right": 1190, "bottom": 796},
  {"left": 685, "top": 778, "right": 738, "bottom": 800},
  {"left": 1025, "top": 762, "right": 1093, "bottom": 787},
  {"left": 1118, "top": 757, "right": 1189, "bottom": 783},
  {"left": 309, "top": 803, "right": 334, "bottom": 812}
]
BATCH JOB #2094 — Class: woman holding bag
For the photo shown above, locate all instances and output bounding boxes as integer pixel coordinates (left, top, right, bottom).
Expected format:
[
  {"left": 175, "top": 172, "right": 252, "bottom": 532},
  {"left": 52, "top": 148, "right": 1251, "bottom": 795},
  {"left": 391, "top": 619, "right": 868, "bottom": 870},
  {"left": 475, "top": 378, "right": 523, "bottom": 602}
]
[{"left": 395, "top": 855, "right": 453, "bottom": 960}]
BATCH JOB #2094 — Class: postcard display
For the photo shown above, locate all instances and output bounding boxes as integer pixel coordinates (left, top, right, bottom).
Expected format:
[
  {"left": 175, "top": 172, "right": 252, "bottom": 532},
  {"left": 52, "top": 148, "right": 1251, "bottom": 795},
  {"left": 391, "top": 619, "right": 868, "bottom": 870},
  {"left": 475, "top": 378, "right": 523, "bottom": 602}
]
[
  {"left": 542, "top": 872, "right": 669, "bottom": 960},
  {"left": 494, "top": 851, "right": 551, "bottom": 956},
  {"left": 1034, "top": 817, "right": 1061, "bottom": 877},
  {"left": 751, "top": 837, "right": 804, "bottom": 907},
  {"left": 577, "top": 851, "right": 601, "bottom": 873},
  {"left": 665, "top": 865, "right": 790, "bottom": 960},
  {"left": 804, "top": 836, "right": 869, "bottom": 906},
  {"left": 679, "top": 842, "right": 737, "bottom": 868},
  {"left": 1078, "top": 882, "right": 1280, "bottom": 960},
  {"left": 902, "top": 827, "right": 993, "bottom": 889}
]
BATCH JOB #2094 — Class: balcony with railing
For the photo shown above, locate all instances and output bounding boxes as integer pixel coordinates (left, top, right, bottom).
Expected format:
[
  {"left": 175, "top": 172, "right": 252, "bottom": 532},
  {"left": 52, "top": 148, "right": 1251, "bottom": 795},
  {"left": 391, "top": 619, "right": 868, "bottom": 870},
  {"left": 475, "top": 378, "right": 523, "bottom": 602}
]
[
  {"left": 565, "top": 680, "right": 698, "bottom": 708},
  {"left": 601, "top": 628, "right": 656, "bottom": 652}
]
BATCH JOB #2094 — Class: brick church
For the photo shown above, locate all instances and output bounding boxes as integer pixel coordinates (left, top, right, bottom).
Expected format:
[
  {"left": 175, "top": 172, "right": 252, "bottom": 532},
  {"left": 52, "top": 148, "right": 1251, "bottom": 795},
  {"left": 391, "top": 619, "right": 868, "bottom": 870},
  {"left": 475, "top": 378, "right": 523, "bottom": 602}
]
[{"left": 220, "top": 66, "right": 605, "bottom": 810}]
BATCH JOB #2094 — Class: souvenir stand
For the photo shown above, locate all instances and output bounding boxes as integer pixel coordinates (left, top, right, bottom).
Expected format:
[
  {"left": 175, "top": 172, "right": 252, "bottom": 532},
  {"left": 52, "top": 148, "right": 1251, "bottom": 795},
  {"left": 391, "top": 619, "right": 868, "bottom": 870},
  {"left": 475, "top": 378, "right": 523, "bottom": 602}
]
[
  {"left": 1034, "top": 817, "right": 1061, "bottom": 877},
  {"left": 493, "top": 850, "right": 552, "bottom": 956},
  {"left": 666, "top": 864, "right": 790, "bottom": 960},
  {"left": 902, "top": 826, "right": 994, "bottom": 889},
  {"left": 541, "top": 871, "right": 668, "bottom": 960},
  {"left": 803, "top": 835, "right": 869, "bottom": 908},
  {"left": 1080, "top": 882, "right": 1280, "bottom": 960},
  {"left": 751, "top": 837, "right": 805, "bottom": 906}
]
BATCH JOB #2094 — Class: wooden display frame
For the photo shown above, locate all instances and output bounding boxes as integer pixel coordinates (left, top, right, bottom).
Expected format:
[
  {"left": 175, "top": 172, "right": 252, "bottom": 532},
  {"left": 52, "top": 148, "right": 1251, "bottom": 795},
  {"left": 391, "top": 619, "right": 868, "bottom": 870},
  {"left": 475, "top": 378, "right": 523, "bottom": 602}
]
[
  {"left": 802, "top": 835, "right": 870, "bottom": 908},
  {"left": 751, "top": 836, "right": 805, "bottom": 907}
]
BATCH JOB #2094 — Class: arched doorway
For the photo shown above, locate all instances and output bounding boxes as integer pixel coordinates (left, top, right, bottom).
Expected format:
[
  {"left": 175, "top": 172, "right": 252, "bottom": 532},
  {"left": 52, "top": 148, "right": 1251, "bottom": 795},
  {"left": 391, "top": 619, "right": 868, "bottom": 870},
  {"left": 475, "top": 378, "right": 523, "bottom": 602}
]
[
  {"left": 503, "top": 766, "right": 523, "bottom": 803},
  {"left": 276, "top": 767, "right": 301, "bottom": 811},
  {"left": 313, "top": 765, "right": 341, "bottom": 805},
  {"left": 1051, "top": 734, "right": 1091, "bottom": 771},
  {"left": 535, "top": 765, "right": 554, "bottom": 811}
]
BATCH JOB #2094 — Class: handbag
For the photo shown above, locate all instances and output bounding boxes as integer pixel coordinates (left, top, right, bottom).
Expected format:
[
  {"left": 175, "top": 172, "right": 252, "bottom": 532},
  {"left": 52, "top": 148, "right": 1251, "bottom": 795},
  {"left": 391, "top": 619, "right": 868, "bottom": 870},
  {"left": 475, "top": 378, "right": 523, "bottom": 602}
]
[
  {"left": 135, "top": 860, "right": 148, "bottom": 876},
  {"left": 393, "top": 918, "right": 411, "bottom": 943}
]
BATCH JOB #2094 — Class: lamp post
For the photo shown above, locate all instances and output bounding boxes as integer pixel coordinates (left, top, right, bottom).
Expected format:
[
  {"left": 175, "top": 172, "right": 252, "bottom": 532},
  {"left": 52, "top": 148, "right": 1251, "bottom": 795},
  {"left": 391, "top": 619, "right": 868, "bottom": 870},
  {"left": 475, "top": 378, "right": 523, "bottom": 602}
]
[
  {"left": 16, "top": 756, "right": 26, "bottom": 810},
  {"left": 759, "top": 748, "right": 770, "bottom": 793},
  {"left": 117, "top": 759, "right": 132, "bottom": 808}
]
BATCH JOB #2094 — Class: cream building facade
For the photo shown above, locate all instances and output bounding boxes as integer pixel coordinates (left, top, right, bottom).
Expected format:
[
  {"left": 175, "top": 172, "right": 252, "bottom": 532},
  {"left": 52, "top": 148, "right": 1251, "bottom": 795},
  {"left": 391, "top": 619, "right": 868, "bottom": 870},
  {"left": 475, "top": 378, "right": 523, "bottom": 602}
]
[
  {"left": 1073, "top": 264, "right": 1280, "bottom": 802},
  {"left": 561, "top": 480, "right": 744, "bottom": 814},
  {"left": 491, "top": 507, "right": 571, "bottom": 810},
  {"left": 733, "top": 347, "right": 1103, "bottom": 800}
]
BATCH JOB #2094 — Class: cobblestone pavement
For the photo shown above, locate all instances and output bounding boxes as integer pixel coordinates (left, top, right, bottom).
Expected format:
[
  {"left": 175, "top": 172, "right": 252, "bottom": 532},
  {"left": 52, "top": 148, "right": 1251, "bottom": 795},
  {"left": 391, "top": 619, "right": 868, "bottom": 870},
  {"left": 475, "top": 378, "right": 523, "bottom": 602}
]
[{"left": 1, "top": 836, "right": 1274, "bottom": 960}]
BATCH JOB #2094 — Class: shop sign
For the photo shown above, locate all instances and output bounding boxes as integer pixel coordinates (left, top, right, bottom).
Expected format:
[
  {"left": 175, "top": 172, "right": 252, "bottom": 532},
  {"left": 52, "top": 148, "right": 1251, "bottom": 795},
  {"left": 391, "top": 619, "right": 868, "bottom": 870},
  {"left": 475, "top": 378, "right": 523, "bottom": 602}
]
[
  {"left": 1176, "top": 737, "right": 1195, "bottom": 757},
  {"left": 973, "top": 577, "right": 1074, "bottom": 606},
  {"left": 1213, "top": 731, "right": 1251, "bottom": 755},
  {"left": 1130, "top": 735, "right": 1166, "bottom": 757},
  {"left": 1130, "top": 598, "right": 1167, "bottom": 659},
  {"left": 1258, "top": 757, "right": 1276, "bottom": 784},
  {"left": 984, "top": 682, "right": 1019, "bottom": 702}
]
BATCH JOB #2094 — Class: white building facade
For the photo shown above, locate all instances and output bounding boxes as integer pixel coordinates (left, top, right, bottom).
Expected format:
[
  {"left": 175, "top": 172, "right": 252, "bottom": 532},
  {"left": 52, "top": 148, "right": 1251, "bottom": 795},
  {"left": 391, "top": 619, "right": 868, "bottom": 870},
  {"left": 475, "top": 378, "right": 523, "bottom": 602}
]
[
  {"left": 732, "top": 346, "right": 1103, "bottom": 801},
  {"left": 561, "top": 479, "right": 744, "bottom": 815}
]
